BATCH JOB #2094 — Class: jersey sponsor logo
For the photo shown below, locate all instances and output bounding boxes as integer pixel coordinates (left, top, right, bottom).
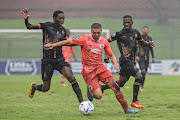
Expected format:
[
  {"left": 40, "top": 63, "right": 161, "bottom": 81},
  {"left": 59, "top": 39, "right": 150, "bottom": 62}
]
[
  {"left": 122, "top": 35, "right": 126, "bottom": 38},
  {"left": 5, "top": 60, "right": 37, "bottom": 75},
  {"left": 90, "top": 48, "right": 101, "bottom": 54},
  {"left": 100, "top": 44, "right": 104, "bottom": 49},
  {"left": 169, "top": 62, "right": 180, "bottom": 72}
]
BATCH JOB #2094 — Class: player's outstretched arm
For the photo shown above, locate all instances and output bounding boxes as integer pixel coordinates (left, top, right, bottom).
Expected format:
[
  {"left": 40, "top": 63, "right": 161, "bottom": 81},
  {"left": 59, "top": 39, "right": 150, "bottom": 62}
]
[
  {"left": 44, "top": 40, "right": 73, "bottom": 49},
  {"left": 21, "top": 8, "right": 39, "bottom": 29},
  {"left": 109, "top": 54, "right": 120, "bottom": 73},
  {"left": 140, "top": 40, "right": 155, "bottom": 47}
]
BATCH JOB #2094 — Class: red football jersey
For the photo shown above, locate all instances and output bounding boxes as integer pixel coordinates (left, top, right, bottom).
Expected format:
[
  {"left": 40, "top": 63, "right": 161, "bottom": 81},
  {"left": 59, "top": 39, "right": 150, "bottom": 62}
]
[
  {"left": 62, "top": 37, "right": 75, "bottom": 63},
  {"left": 72, "top": 34, "right": 113, "bottom": 73}
]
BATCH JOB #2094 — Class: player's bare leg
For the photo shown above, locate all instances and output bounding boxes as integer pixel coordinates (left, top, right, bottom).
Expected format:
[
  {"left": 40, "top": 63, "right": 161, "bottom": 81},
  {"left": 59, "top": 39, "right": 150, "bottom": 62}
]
[
  {"left": 106, "top": 80, "right": 138, "bottom": 114},
  {"left": 29, "top": 80, "right": 51, "bottom": 98},
  {"left": 89, "top": 87, "right": 103, "bottom": 100},
  {"left": 140, "top": 69, "right": 146, "bottom": 92},
  {"left": 60, "top": 66, "right": 83, "bottom": 103},
  {"left": 61, "top": 76, "right": 66, "bottom": 86}
]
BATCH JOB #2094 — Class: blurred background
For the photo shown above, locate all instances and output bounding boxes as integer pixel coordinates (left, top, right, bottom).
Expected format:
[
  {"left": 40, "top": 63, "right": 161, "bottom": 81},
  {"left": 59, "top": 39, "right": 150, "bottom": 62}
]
[{"left": 0, "top": 0, "right": 180, "bottom": 60}]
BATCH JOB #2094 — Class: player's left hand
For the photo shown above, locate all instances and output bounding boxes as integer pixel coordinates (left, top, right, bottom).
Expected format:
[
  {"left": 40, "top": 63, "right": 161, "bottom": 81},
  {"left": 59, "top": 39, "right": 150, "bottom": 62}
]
[
  {"left": 21, "top": 8, "right": 29, "bottom": 20},
  {"left": 149, "top": 41, "right": 155, "bottom": 47},
  {"left": 114, "top": 66, "right": 120, "bottom": 73},
  {"left": 152, "top": 58, "right": 155, "bottom": 63},
  {"left": 44, "top": 43, "right": 53, "bottom": 49}
]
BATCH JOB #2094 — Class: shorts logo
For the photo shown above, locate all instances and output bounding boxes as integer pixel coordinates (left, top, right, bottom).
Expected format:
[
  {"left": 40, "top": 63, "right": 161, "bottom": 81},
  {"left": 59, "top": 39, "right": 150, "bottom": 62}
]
[
  {"left": 44, "top": 73, "right": 47, "bottom": 79},
  {"left": 100, "top": 44, "right": 104, "bottom": 49},
  {"left": 89, "top": 85, "right": 93, "bottom": 90}
]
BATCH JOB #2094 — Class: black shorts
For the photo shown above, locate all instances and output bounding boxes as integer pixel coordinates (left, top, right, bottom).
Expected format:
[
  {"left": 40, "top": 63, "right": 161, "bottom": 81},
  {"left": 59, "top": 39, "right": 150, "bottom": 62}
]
[
  {"left": 138, "top": 60, "right": 149, "bottom": 71},
  {"left": 119, "top": 61, "right": 139, "bottom": 77},
  {"left": 41, "top": 58, "right": 70, "bottom": 81}
]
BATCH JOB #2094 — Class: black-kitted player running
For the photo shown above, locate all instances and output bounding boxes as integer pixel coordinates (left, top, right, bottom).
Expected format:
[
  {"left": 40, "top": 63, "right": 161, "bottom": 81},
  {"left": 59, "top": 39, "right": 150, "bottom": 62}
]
[
  {"left": 104, "top": 15, "right": 154, "bottom": 109},
  {"left": 21, "top": 8, "right": 83, "bottom": 103},
  {"left": 135, "top": 26, "right": 155, "bottom": 91}
]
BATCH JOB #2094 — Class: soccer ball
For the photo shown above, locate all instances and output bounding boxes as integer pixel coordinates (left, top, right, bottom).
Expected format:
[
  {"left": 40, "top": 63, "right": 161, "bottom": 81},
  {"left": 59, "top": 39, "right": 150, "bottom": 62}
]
[{"left": 79, "top": 101, "right": 94, "bottom": 115}]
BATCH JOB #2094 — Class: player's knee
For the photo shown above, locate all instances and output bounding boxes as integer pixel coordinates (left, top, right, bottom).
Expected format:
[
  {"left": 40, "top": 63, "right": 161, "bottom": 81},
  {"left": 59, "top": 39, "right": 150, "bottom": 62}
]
[
  {"left": 94, "top": 94, "right": 102, "bottom": 99},
  {"left": 119, "top": 80, "right": 127, "bottom": 87},
  {"left": 66, "top": 75, "right": 75, "bottom": 82},
  {"left": 135, "top": 72, "right": 142, "bottom": 79},
  {"left": 141, "top": 70, "right": 146, "bottom": 75}
]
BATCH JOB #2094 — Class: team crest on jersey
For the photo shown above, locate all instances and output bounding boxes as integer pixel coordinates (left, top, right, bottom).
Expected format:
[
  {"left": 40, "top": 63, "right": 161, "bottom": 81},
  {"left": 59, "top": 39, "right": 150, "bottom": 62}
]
[
  {"left": 75, "top": 37, "right": 80, "bottom": 40},
  {"left": 100, "top": 44, "right": 104, "bottom": 49},
  {"left": 62, "top": 30, "right": 65, "bottom": 35},
  {"left": 135, "top": 34, "right": 138, "bottom": 38},
  {"left": 130, "top": 36, "right": 133, "bottom": 40}
]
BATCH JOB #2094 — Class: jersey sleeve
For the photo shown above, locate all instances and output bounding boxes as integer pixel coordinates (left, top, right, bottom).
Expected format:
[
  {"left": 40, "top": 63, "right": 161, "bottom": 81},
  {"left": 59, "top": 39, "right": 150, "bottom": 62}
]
[
  {"left": 72, "top": 35, "right": 86, "bottom": 46},
  {"left": 136, "top": 30, "right": 143, "bottom": 42},
  {"left": 38, "top": 22, "right": 45, "bottom": 29},
  {"left": 109, "top": 32, "right": 120, "bottom": 42},
  {"left": 104, "top": 40, "right": 113, "bottom": 56}
]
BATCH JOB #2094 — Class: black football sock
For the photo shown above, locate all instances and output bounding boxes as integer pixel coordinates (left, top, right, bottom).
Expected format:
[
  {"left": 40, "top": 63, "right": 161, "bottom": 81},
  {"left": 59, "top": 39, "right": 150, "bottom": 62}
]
[
  {"left": 34, "top": 84, "right": 43, "bottom": 91},
  {"left": 101, "top": 84, "right": 110, "bottom": 91},
  {"left": 141, "top": 73, "right": 146, "bottom": 87},
  {"left": 133, "top": 79, "right": 141, "bottom": 102},
  {"left": 71, "top": 80, "right": 83, "bottom": 103}
]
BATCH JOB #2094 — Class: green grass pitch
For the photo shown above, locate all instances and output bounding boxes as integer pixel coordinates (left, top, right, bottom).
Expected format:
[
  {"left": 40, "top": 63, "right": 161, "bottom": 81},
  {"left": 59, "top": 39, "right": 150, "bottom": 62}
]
[{"left": 0, "top": 75, "right": 180, "bottom": 120}]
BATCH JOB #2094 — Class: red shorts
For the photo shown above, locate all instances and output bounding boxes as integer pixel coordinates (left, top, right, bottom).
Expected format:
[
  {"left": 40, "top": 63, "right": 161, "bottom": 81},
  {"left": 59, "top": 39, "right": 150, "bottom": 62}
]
[
  {"left": 64, "top": 57, "right": 71, "bottom": 64},
  {"left": 82, "top": 64, "right": 115, "bottom": 92}
]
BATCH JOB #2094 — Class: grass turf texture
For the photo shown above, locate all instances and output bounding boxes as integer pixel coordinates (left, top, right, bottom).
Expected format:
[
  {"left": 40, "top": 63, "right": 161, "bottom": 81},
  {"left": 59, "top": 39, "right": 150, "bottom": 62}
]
[
  {"left": 0, "top": 18, "right": 180, "bottom": 59},
  {"left": 0, "top": 75, "right": 180, "bottom": 120}
]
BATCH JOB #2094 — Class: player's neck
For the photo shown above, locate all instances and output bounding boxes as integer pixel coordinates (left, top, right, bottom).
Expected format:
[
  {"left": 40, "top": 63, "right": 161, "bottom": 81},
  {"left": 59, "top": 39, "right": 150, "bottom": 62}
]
[{"left": 91, "top": 34, "right": 101, "bottom": 41}]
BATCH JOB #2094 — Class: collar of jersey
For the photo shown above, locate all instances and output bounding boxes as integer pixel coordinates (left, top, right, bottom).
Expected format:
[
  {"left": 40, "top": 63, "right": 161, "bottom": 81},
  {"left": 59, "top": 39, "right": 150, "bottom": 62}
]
[{"left": 91, "top": 34, "right": 101, "bottom": 41}]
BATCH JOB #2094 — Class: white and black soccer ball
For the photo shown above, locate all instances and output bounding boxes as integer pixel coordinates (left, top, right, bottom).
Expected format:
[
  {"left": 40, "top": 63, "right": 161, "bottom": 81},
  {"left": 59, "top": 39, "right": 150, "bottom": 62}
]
[{"left": 79, "top": 101, "right": 94, "bottom": 115}]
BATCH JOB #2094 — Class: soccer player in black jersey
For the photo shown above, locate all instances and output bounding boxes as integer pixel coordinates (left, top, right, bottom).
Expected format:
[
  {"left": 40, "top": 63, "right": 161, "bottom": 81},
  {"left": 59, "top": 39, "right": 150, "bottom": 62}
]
[
  {"left": 104, "top": 15, "right": 154, "bottom": 109},
  {"left": 135, "top": 26, "right": 155, "bottom": 92},
  {"left": 21, "top": 8, "right": 83, "bottom": 103}
]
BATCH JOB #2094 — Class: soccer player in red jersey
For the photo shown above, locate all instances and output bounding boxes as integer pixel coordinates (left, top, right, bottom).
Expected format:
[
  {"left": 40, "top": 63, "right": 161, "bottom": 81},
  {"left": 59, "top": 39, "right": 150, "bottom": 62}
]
[
  {"left": 45, "top": 23, "right": 138, "bottom": 114},
  {"left": 61, "top": 29, "right": 77, "bottom": 86}
]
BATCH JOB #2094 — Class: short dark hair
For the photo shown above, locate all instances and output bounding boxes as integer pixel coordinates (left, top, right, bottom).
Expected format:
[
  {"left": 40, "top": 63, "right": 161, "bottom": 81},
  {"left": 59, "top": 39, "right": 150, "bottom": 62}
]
[
  {"left": 123, "top": 15, "right": 132, "bottom": 21},
  {"left": 53, "top": 10, "right": 64, "bottom": 18},
  {"left": 91, "top": 23, "right": 102, "bottom": 29},
  {"left": 143, "top": 26, "right": 149, "bottom": 29}
]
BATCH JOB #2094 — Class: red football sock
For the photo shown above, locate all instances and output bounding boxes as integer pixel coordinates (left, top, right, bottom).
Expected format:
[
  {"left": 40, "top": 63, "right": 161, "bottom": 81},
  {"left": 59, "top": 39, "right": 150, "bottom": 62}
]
[{"left": 115, "top": 91, "right": 129, "bottom": 112}]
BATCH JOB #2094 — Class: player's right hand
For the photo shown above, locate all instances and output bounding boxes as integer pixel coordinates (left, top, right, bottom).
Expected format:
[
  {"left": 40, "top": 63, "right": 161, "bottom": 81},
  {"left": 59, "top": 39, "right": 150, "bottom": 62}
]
[
  {"left": 114, "top": 66, "right": 120, "bottom": 73},
  {"left": 44, "top": 43, "right": 53, "bottom": 49},
  {"left": 135, "top": 56, "right": 140, "bottom": 62},
  {"left": 21, "top": 8, "right": 29, "bottom": 20}
]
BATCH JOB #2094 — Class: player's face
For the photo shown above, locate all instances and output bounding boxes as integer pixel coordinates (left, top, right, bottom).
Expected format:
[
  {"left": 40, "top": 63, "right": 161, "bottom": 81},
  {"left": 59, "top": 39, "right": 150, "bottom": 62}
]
[
  {"left": 53, "top": 13, "right": 65, "bottom": 27},
  {"left": 91, "top": 28, "right": 102, "bottom": 41},
  {"left": 123, "top": 18, "right": 133, "bottom": 31},
  {"left": 142, "top": 28, "right": 149, "bottom": 35}
]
